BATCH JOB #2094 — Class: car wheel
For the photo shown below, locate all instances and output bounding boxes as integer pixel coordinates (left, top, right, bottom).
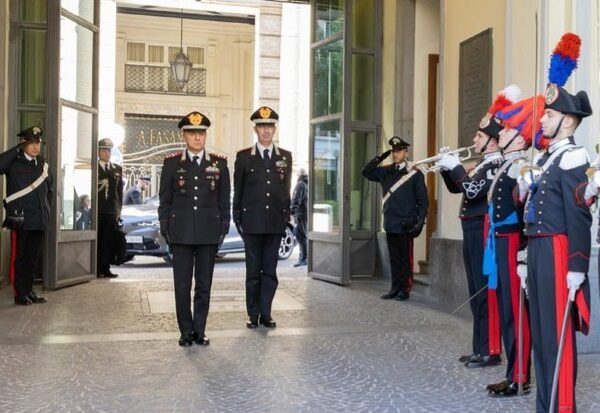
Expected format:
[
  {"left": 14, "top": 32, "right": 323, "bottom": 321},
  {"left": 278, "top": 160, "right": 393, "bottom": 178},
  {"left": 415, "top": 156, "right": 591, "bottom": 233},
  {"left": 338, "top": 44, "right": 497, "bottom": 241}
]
[
  {"left": 163, "top": 250, "right": 173, "bottom": 265},
  {"left": 278, "top": 227, "right": 295, "bottom": 260}
]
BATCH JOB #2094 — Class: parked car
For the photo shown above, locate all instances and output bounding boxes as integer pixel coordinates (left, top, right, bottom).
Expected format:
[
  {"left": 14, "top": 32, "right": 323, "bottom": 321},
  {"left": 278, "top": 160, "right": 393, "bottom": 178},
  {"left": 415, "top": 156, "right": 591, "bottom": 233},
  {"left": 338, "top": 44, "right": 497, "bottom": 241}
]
[{"left": 121, "top": 195, "right": 296, "bottom": 264}]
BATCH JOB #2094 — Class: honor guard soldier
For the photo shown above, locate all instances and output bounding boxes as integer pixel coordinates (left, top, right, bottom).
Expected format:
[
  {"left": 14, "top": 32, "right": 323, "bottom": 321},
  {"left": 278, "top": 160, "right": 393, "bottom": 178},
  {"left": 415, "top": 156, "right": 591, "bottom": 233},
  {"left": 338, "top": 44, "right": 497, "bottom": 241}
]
[
  {"left": 97, "top": 138, "right": 123, "bottom": 278},
  {"left": 520, "top": 33, "right": 592, "bottom": 413},
  {"left": 483, "top": 94, "right": 542, "bottom": 396},
  {"left": 435, "top": 86, "right": 520, "bottom": 368},
  {"left": 159, "top": 111, "right": 230, "bottom": 347},
  {"left": 362, "top": 136, "right": 428, "bottom": 301},
  {"left": 0, "top": 126, "right": 52, "bottom": 305},
  {"left": 233, "top": 106, "right": 292, "bottom": 329}
]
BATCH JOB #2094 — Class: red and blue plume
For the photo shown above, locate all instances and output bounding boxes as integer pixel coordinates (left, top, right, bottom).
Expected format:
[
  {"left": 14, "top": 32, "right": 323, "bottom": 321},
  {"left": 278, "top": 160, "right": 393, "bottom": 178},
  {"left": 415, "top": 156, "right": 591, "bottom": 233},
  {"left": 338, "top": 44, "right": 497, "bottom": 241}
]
[
  {"left": 548, "top": 32, "right": 581, "bottom": 86},
  {"left": 495, "top": 95, "right": 545, "bottom": 148}
]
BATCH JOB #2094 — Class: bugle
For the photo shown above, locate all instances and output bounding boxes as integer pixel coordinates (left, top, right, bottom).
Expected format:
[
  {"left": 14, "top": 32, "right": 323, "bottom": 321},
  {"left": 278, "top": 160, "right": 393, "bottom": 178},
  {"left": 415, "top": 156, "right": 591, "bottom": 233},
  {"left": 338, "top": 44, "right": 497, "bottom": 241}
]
[{"left": 413, "top": 145, "right": 477, "bottom": 173}]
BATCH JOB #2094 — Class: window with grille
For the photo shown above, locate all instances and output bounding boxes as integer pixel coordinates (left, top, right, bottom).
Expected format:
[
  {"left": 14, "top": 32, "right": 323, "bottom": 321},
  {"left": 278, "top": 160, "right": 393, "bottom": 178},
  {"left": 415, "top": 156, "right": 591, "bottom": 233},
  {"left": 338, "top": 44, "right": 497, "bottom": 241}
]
[{"left": 125, "top": 43, "right": 206, "bottom": 95}]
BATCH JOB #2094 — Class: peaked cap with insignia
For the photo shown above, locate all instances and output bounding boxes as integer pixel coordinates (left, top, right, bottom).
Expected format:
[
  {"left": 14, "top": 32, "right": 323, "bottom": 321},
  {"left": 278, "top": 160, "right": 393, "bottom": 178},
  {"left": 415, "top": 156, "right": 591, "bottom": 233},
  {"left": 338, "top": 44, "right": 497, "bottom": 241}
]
[
  {"left": 98, "top": 138, "right": 114, "bottom": 149},
  {"left": 250, "top": 106, "right": 279, "bottom": 124},
  {"left": 178, "top": 111, "right": 211, "bottom": 130},
  {"left": 17, "top": 126, "right": 43, "bottom": 142},
  {"left": 388, "top": 136, "right": 410, "bottom": 151}
]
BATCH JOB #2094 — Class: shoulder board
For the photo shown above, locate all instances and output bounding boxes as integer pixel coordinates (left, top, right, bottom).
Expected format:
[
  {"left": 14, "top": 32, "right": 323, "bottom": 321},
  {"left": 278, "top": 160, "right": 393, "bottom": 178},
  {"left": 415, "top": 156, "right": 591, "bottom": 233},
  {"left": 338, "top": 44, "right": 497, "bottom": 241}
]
[
  {"left": 237, "top": 146, "right": 253, "bottom": 154},
  {"left": 507, "top": 159, "right": 526, "bottom": 179},
  {"left": 165, "top": 152, "right": 182, "bottom": 159},
  {"left": 209, "top": 152, "right": 227, "bottom": 160},
  {"left": 559, "top": 147, "right": 589, "bottom": 170}
]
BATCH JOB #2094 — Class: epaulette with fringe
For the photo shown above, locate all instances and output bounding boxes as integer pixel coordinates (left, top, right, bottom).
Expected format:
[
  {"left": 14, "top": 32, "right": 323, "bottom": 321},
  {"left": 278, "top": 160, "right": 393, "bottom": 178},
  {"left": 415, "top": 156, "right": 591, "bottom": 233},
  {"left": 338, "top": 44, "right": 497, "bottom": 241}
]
[
  {"left": 507, "top": 158, "right": 527, "bottom": 180},
  {"left": 559, "top": 147, "right": 589, "bottom": 170},
  {"left": 165, "top": 152, "right": 182, "bottom": 159},
  {"left": 209, "top": 152, "right": 227, "bottom": 160}
]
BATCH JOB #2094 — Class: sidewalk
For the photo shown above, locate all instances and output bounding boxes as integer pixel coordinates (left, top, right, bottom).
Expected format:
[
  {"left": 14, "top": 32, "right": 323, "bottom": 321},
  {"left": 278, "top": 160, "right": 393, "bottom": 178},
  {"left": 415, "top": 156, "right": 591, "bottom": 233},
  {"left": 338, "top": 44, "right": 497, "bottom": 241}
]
[{"left": 0, "top": 258, "right": 598, "bottom": 412}]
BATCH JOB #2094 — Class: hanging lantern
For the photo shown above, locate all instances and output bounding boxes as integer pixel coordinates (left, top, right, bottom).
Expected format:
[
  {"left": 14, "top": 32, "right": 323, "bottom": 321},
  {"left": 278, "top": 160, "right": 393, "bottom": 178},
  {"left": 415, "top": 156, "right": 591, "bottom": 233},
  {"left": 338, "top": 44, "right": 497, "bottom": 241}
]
[{"left": 169, "top": 10, "right": 192, "bottom": 90}]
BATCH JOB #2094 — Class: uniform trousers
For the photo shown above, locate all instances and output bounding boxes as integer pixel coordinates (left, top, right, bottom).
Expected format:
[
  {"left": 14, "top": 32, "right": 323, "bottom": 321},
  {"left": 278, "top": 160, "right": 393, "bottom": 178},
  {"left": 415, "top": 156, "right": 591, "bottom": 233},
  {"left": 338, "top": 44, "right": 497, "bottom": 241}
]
[
  {"left": 495, "top": 233, "right": 531, "bottom": 383},
  {"left": 463, "top": 220, "right": 500, "bottom": 356},
  {"left": 11, "top": 229, "right": 44, "bottom": 297},
  {"left": 244, "top": 233, "right": 281, "bottom": 318},
  {"left": 386, "top": 232, "right": 413, "bottom": 293},
  {"left": 528, "top": 235, "right": 587, "bottom": 413},
  {"left": 171, "top": 244, "right": 217, "bottom": 335},
  {"left": 97, "top": 213, "right": 117, "bottom": 275}
]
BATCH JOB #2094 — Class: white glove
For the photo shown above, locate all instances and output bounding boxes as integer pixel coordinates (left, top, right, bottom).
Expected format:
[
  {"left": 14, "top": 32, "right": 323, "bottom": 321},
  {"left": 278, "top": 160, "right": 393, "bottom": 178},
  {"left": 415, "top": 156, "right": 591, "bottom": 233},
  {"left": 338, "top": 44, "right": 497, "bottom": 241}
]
[
  {"left": 584, "top": 176, "right": 599, "bottom": 202},
  {"left": 438, "top": 146, "right": 451, "bottom": 155},
  {"left": 517, "top": 264, "right": 528, "bottom": 293},
  {"left": 435, "top": 153, "right": 460, "bottom": 171},
  {"left": 517, "top": 176, "right": 530, "bottom": 202},
  {"left": 566, "top": 271, "right": 585, "bottom": 301}
]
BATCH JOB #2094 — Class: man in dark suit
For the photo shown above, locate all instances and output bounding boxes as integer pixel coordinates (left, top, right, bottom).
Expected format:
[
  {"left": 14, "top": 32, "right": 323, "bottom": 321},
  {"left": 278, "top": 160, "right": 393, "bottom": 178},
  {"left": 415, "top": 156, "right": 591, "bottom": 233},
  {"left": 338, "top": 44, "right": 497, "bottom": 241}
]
[
  {"left": 158, "top": 111, "right": 230, "bottom": 347},
  {"left": 362, "top": 136, "right": 428, "bottom": 301},
  {"left": 97, "top": 138, "right": 124, "bottom": 278},
  {"left": 290, "top": 168, "right": 308, "bottom": 267},
  {"left": 0, "top": 126, "right": 52, "bottom": 305},
  {"left": 124, "top": 177, "right": 150, "bottom": 205},
  {"left": 233, "top": 106, "right": 292, "bottom": 329}
]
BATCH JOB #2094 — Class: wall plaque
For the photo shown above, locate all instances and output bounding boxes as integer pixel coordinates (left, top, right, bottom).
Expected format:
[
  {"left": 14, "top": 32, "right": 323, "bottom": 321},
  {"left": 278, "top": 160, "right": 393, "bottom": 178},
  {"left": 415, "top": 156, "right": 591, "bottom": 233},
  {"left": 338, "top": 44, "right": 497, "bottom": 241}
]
[{"left": 458, "top": 29, "right": 493, "bottom": 148}]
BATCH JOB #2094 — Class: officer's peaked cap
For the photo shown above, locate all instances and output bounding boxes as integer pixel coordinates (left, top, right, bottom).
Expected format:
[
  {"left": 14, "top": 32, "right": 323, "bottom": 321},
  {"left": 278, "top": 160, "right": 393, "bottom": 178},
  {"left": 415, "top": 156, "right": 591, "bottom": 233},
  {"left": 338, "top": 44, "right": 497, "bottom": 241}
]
[{"left": 179, "top": 111, "right": 211, "bottom": 130}]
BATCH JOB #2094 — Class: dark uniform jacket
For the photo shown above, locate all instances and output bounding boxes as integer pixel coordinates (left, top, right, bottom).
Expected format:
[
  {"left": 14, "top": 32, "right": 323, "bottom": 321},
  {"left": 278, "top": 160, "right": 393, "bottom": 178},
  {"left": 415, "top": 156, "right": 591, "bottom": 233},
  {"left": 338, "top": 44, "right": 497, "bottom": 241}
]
[
  {"left": 362, "top": 158, "right": 428, "bottom": 234},
  {"left": 98, "top": 162, "right": 123, "bottom": 216},
  {"left": 524, "top": 137, "right": 591, "bottom": 273},
  {"left": 0, "top": 146, "right": 53, "bottom": 231},
  {"left": 441, "top": 152, "right": 502, "bottom": 230},
  {"left": 488, "top": 150, "right": 528, "bottom": 235},
  {"left": 233, "top": 144, "right": 292, "bottom": 235},
  {"left": 290, "top": 174, "right": 308, "bottom": 219},
  {"left": 159, "top": 151, "right": 230, "bottom": 245},
  {"left": 124, "top": 187, "right": 142, "bottom": 205}
]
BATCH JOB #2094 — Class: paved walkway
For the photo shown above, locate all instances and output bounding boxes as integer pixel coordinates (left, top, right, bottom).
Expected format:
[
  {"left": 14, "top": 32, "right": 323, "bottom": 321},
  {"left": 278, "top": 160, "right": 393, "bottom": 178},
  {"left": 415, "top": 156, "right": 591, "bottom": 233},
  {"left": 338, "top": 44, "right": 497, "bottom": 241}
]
[{"left": 0, "top": 257, "right": 599, "bottom": 412}]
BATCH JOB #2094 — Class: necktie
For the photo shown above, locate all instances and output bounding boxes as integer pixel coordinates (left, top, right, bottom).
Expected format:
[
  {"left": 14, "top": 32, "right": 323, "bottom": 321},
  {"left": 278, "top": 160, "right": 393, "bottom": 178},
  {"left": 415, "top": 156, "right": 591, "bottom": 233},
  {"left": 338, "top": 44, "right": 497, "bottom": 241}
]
[
  {"left": 192, "top": 155, "right": 199, "bottom": 165},
  {"left": 30, "top": 159, "right": 36, "bottom": 166},
  {"left": 103, "top": 163, "right": 108, "bottom": 172},
  {"left": 263, "top": 149, "right": 270, "bottom": 167}
]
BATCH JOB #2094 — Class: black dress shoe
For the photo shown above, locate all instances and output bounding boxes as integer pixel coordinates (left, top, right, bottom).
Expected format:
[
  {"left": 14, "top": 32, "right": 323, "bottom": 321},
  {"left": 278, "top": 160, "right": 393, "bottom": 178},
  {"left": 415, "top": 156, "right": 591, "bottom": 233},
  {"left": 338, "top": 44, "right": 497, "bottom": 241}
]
[
  {"left": 488, "top": 380, "right": 531, "bottom": 397},
  {"left": 259, "top": 316, "right": 277, "bottom": 328},
  {"left": 459, "top": 353, "right": 478, "bottom": 363},
  {"left": 178, "top": 334, "right": 193, "bottom": 347},
  {"left": 104, "top": 271, "right": 118, "bottom": 278},
  {"left": 394, "top": 291, "right": 410, "bottom": 301},
  {"left": 246, "top": 317, "right": 259, "bottom": 329},
  {"left": 192, "top": 332, "right": 210, "bottom": 346},
  {"left": 14, "top": 296, "right": 33, "bottom": 306},
  {"left": 27, "top": 291, "right": 47, "bottom": 304},
  {"left": 465, "top": 354, "right": 502, "bottom": 368},
  {"left": 380, "top": 291, "right": 400, "bottom": 299}
]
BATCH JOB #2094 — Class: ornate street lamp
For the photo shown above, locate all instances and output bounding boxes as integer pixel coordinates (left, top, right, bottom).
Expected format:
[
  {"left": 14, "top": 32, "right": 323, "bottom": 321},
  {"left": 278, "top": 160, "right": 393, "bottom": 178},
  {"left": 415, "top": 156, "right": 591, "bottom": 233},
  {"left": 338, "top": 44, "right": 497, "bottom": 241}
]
[{"left": 170, "top": 10, "right": 193, "bottom": 90}]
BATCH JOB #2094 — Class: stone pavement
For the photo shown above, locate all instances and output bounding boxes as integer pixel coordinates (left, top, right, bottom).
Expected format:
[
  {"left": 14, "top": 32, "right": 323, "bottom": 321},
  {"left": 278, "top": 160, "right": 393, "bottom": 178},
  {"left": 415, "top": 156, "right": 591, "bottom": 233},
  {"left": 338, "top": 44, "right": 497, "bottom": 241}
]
[{"left": 0, "top": 256, "right": 599, "bottom": 412}]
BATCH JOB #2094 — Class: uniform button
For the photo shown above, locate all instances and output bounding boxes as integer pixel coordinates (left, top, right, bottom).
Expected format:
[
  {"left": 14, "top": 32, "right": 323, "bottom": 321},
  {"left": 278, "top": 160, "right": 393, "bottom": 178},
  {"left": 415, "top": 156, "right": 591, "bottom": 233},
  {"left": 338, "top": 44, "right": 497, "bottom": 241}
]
[
  {"left": 267, "top": 181, "right": 271, "bottom": 184},
  {"left": 266, "top": 205, "right": 270, "bottom": 209},
  {"left": 497, "top": 197, "right": 502, "bottom": 200},
  {"left": 495, "top": 231, "right": 499, "bottom": 235},
  {"left": 243, "top": 208, "right": 247, "bottom": 211},
  {"left": 496, "top": 205, "right": 501, "bottom": 209},
  {"left": 496, "top": 214, "right": 500, "bottom": 218},
  {"left": 266, "top": 169, "right": 270, "bottom": 173},
  {"left": 537, "top": 230, "right": 541, "bottom": 234},
  {"left": 542, "top": 180, "right": 546, "bottom": 184},
  {"left": 194, "top": 196, "right": 198, "bottom": 200},
  {"left": 498, "top": 188, "right": 502, "bottom": 192},
  {"left": 194, "top": 176, "right": 198, "bottom": 180},
  {"left": 462, "top": 208, "right": 466, "bottom": 211},
  {"left": 538, "top": 211, "right": 542, "bottom": 215},
  {"left": 193, "top": 206, "right": 198, "bottom": 210},
  {"left": 541, "top": 190, "right": 545, "bottom": 194},
  {"left": 499, "top": 178, "right": 503, "bottom": 182},
  {"left": 266, "top": 193, "right": 270, "bottom": 197},
  {"left": 194, "top": 186, "right": 198, "bottom": 190},
  {"left": 539, "top": 201, "right": 543, "bottom": 205},
  {"left": 465, "top": 200, "right": 469, "bottom": 204},
  {"left": 538, "top": 221, "right": 542, "bottom": 224}
]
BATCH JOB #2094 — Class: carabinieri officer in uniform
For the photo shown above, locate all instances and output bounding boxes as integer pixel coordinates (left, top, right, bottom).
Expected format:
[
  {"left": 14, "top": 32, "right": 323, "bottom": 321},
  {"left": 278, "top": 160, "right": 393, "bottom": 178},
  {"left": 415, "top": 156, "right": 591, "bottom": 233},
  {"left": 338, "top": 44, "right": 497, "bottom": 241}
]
[
  {"left": 159, "top": 111, "right": 230, "bottom": 347},
  {"left": 362, "top": 136, "right": 428, "bottom": 301},
  {"left": 233, "top": 106, "right": 292, "bottom": 329},
  {"left": 0, "top": 126, "right": 52, "bottom": 305}
]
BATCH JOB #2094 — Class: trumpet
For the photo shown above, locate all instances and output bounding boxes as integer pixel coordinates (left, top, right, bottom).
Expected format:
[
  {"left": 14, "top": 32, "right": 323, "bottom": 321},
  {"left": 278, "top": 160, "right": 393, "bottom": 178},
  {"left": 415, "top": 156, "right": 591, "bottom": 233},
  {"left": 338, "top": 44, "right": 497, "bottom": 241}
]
[{"left": 412, "top": 145, "right": 477, "bottom": 173}]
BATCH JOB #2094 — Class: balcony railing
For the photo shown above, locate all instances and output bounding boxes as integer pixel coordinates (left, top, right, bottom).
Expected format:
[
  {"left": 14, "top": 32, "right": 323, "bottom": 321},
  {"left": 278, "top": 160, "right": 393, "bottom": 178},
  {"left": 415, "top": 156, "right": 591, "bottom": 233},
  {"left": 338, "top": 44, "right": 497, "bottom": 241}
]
[{"left": 124, "top": 64, "right": 206, "bottom": 96}]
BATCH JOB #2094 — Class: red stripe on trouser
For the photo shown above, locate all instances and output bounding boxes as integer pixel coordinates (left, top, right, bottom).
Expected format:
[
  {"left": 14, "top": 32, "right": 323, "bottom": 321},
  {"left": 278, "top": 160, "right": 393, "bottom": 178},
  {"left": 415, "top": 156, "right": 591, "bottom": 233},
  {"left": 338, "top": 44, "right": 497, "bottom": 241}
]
[
  {"left": 407, "top": 239, "right": 414, "bottom": 292},
  {"left": 487, "top": 289, "right": 502, "bottom": 355},
  {"left": 9, "top": 230, "right": 17, "bottom": 296},
  {"left": 553, "top": 235, "right": 574, "bottom": 412},
  {"left": 507, "top": 233, "right": 531, "bottom": 383},
  {"left": 483, "top": 214, "right": 501, "bottom": 355}
]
